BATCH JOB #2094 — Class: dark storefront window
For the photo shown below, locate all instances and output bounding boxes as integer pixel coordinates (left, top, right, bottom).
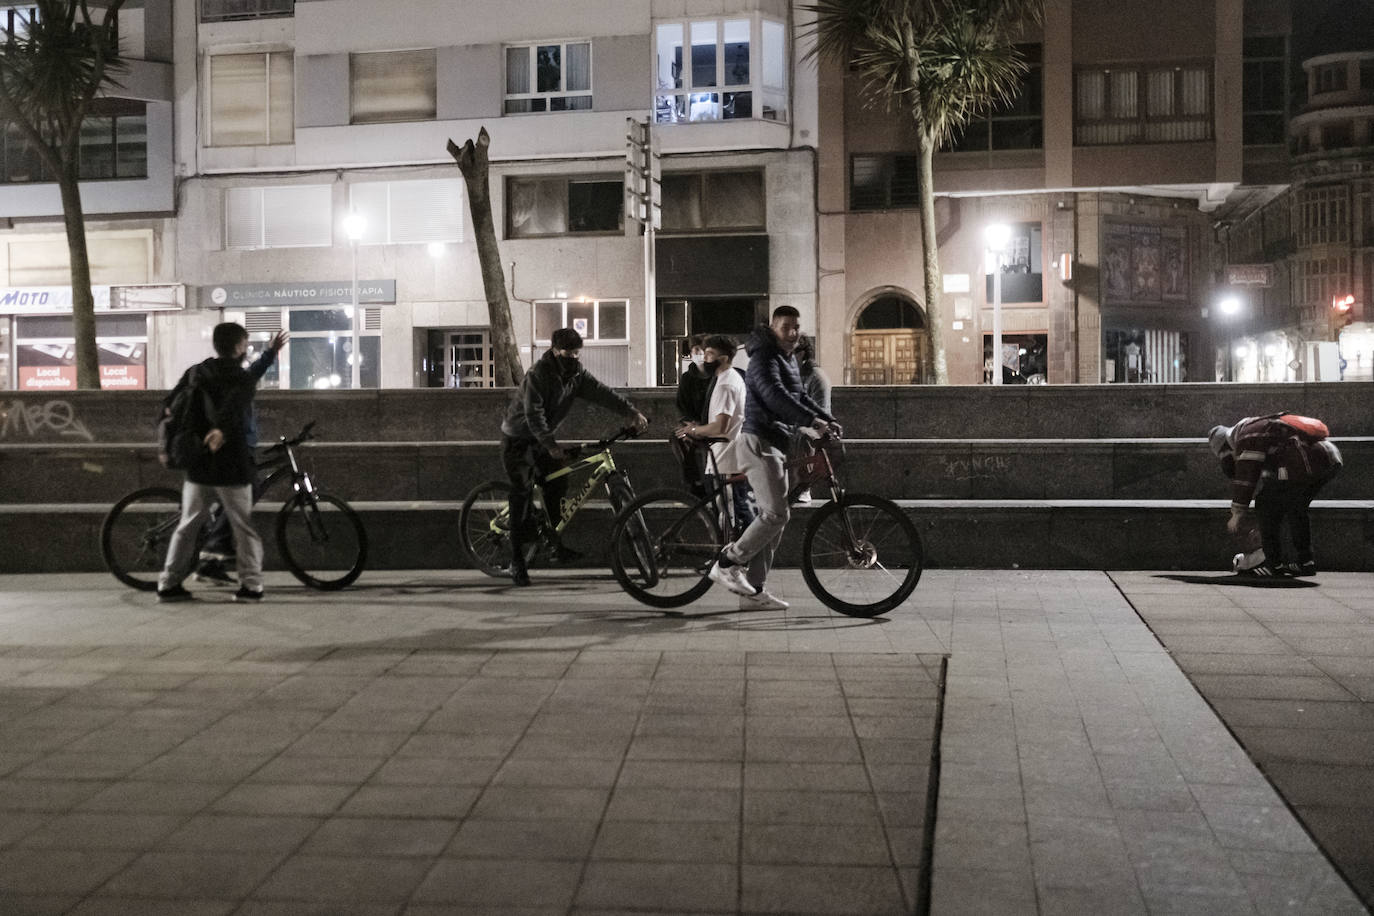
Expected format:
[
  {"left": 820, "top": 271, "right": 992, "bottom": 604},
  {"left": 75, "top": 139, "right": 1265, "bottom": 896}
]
[
  {"left": 985, "top": 222, "right": 1043, "bottom": 303},
  {"left": 507, "top": 176, "right": 624, "bottom": 237},
  {"left": 1103, "top": 328, "right": 1191, "bottom": 383},
  {"left": 661, "top": 170, "right": 765, "bottom": 232},
  {"left": 983, "top": 333, "right": 1046, "bottom": 384}
]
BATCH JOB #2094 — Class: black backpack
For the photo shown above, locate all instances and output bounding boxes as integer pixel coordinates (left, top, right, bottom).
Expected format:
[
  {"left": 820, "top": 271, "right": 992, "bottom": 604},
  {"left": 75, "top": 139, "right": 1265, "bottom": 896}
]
[{"left": 157, "top": 367, "right": 215, "bottom": 470}]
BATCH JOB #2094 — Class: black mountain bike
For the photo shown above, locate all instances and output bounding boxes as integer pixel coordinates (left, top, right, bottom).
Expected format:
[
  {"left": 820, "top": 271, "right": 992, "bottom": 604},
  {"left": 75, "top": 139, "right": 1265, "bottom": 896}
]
[
  {"left": 608, "top": 433, "right": 923, "bottom": 617},
  {"left": 100, "top": 421, "right": 368, "bottom": 591},
  {"left": 459, "top": 427, "right": 653, "bottom": 578}
]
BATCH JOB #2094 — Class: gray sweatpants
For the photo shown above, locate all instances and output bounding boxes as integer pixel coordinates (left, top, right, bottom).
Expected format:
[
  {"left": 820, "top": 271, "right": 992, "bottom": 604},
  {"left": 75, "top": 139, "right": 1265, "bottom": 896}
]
[
  {"left": 159, "top": 481, "right": 263, "bottom": 592},
  {"left": 724, "top": 433, "right": 789, "bottom": 591}
]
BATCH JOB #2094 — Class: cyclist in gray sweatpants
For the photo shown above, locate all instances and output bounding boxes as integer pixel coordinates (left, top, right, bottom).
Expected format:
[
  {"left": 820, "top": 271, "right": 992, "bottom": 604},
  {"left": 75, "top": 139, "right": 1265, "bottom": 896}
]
[{"left": 708, "top": 306, "right": 839, "bottom": 610}]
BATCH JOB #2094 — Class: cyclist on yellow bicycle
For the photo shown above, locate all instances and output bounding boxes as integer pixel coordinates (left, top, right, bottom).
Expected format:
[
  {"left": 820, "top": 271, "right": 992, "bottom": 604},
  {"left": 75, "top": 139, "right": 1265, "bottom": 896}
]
[{"left": 500, "top": 327, "right": 648, "bottom": 586}]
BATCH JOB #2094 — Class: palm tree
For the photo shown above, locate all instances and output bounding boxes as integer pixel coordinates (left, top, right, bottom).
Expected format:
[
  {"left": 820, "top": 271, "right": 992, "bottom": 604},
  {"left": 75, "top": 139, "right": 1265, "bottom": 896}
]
[
  {"left": 806, "top": 0, "right": 1042, "bottom": 384},
  {"left": 0, "top": 1, "right": 127, "bottom": 390}
]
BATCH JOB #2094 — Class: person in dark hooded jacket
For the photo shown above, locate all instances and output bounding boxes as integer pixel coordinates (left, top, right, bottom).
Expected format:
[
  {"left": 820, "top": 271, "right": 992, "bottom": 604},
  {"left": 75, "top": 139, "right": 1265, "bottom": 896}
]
[
  {"left": 707, "top": 306, "right": 839, "bottom": 609},
  {"left": 157, "top": 323, "right": 286, "bottom": 603},
  {"left": 500, "top": 327, "right": 648, "bottom": 586}
]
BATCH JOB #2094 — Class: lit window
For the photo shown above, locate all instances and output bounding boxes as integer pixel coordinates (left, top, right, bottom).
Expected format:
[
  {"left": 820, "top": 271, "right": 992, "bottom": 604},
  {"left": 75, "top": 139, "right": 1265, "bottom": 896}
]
[
  {"left": 349, "top": 179, "right": 465, "bottom": 245},
  {"left": 504, "top": 41, "right": 592, "bottom": 114},
  {"left": 1075, "top": 64, "right": 1211, "bottom": 145},
  {"left": 654, "top": 16, "right": 786, "bottom": 123}
]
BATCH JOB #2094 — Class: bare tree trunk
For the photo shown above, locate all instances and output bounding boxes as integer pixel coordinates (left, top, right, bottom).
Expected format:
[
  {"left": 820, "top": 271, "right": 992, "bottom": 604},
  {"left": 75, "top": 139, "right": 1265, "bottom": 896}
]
[
  {"left": 57, "top": 160, "right": 100, "bottom": 389},
  {"left": 916, "top": 133, "right": 947, "bottom": 385},
  {"left": 447, "top": 128, "right": 524, "bottom": 388}
]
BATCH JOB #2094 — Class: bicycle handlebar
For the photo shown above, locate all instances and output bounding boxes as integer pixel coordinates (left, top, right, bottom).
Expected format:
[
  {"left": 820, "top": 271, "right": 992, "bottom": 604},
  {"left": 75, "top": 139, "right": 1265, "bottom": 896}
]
[{"left": 264, "top": 421, "right": 317, "bottom": 454}]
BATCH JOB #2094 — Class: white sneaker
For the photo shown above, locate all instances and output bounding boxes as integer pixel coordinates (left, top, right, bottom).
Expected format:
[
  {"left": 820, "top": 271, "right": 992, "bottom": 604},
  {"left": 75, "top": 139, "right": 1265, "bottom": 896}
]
[
  {"left": 739, "top": 589, "right": 789, "bottom": 611},
  {"left": 793, "top": 489, "right": 812, "bottom": 504},
  {"left": 708, "top": 559, "right": 756, "bottom": 597}
]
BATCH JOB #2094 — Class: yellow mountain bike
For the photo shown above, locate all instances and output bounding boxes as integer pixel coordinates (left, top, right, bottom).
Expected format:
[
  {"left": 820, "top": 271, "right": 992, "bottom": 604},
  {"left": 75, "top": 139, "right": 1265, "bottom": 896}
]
[{"left": 458, "top": 427, "right": 654, "bottom": 579}]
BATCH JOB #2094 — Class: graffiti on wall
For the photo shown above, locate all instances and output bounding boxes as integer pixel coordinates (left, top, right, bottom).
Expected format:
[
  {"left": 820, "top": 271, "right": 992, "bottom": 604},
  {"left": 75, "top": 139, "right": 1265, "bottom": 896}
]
[{"left": 0, "top": 400, "right": 94, "bottom": 442}]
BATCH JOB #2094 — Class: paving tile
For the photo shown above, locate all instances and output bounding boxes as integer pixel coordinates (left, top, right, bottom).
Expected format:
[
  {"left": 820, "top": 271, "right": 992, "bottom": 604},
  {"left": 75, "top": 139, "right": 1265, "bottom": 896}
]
[
  {"left": 75, "top": 780, "right": 228, "bottom": 815},
  {"left": 413, "top": 859, "right": 583, "bottom": 908},
  {"left": 209, "top": 782, "right": 354, "bottom": 817},
  {"left": 0, "top": 848, "right": 136, "bottom": 896},
  {"left": 251, "top": 854, "right": 433, "bottom": 903},
  {"left": 66, "top": 900, "right": 236, "bottom": 916},
  {"left": 740, "top": 863, "right": 905, "bottom": 915},
  {"left": 577, "top": 861, "right": 737, "bottom": 912},
  {"left": 744, "top": 822, "right": 891, "bottom": 866},
  {"left": 301, "top": 816, "right": 458, "bottom": 857},
  {"left": 469, "top": 785, "right": 611, "bottom": 821},
  {"left": 593, "top": 820, "right": 738, "bottom": 863},
  {"left": 604, "top": 787, "right": 740, "bottom": 823},
  {"left": 929, "top": 866, "right": 1037, "bottom": 916},
  {"left": 158, "top": 814, "right": 321, "bottom": 852},
  {"left": 339, "top": 785, "right": 481, "bottom": 819},
  {"left": 97, "top": 851, "right": 284, "bottom": 899},
  {"left": 445, "top": 818, "right": 600, "bottom": 861},
  {"left": 15, "top": 812, "right": 183, "bottom": 850}
]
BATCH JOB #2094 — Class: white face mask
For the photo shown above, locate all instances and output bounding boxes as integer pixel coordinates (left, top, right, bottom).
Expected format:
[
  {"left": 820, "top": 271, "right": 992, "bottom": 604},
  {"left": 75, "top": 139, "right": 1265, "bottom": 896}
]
[{"left": 690, "top": 352, "right": 705, "bottom": 369}]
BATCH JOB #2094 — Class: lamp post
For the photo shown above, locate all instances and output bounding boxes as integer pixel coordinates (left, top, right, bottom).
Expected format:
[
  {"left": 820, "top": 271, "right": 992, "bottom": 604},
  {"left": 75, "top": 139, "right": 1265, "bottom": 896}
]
[
  {"left": 342, "top": 211, "right": 366, "bottom": 389},
  {"left": 1218, "top": 295, "right": 1241, "bottom": 382},
  {"left": 985, "top": 223, "right": 1012, "bottom": 385}
]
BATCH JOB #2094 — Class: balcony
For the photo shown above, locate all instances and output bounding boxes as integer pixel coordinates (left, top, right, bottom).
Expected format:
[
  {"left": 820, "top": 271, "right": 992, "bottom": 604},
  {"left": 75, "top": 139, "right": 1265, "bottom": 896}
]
[{"left": 200, "top": 0, "right": 293, "bottom": 22}]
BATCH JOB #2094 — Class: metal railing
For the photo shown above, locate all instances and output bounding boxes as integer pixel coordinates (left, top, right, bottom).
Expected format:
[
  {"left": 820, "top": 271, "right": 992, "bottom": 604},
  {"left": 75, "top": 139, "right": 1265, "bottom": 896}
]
[{"left": 200, "top": 0, "right": 293, "bottom": 22}]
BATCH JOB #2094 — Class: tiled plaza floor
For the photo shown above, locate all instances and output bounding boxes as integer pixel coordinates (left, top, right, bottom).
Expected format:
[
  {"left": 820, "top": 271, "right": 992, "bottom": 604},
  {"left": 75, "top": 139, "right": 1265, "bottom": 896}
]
[{"left": 0, "top": 568, "right": 1366, "bottom": 915}]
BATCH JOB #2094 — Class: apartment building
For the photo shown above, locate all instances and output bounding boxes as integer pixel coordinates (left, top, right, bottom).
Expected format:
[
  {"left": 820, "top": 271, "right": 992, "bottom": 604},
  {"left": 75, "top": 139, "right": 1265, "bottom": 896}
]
[
  {"left": 814, "top": 0, "right": 1306, "bottom": 386},
  {"left": 162, "top": 0, "right": 818, "bottom": 391},
  {"left": 0, "top": 0, "right": 177, "bottom": 391}
]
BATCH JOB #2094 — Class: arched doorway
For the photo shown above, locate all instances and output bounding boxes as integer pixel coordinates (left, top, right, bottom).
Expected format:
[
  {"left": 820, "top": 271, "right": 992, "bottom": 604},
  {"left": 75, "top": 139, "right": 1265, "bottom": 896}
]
[{"left": 850, "top": 294, "right": 932, "bottom": 384}]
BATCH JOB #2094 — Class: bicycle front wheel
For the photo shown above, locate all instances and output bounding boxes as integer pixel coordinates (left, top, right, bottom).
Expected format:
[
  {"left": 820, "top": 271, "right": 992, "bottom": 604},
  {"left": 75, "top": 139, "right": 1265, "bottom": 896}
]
[
  {"left": 459, "top": 479, "right": 516, "bottom": 578},
  {"left": 100, "top": 486, "right": 184, "bottom": 592},
  {"left": 801, "top": 494, "right": 923, "bottom": 618},
  {"left": 276, "top": 492, "right": 367, "bottom": 590},
  {"left": 611, "top": 489, "right": 722, "bottom": 609}
]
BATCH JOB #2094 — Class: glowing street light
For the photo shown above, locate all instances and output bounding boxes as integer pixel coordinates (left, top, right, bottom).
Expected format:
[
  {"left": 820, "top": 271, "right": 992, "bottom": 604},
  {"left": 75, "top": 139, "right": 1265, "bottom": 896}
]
[{"left": 985, "top": 223, "right": 1012, "bottom": 385}]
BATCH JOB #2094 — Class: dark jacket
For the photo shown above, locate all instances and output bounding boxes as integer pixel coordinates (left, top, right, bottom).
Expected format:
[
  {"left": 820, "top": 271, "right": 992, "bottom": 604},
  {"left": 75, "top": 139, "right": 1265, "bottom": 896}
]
[
  {"left": 501, "top": 349, "right": 635, "bottom": 452},
  {"left": 1219, "top": 415, "right": 1343, "bottom": 508},
  {"left": 170, "top": 349, "right": 277, "bottom": 486},
  {"left": 676, "top": 363, "right": 711, "bottom": 423},
  {"left": 743, "top": 325, "right": 833, "bottom": 452}
]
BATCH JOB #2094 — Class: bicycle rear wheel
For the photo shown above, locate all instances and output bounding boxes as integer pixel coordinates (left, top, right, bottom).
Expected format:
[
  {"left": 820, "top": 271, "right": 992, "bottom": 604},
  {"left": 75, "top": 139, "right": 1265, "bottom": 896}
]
[
  {"left": 276, "top": 492, "right": 367, "bottom": 590},
  {"left": 800, "top": 493, "right": 923, "bottom": 618},
  {"left": 100, "top": 486, "right": 184, "bottom": 592},
  {"left": 459, "top": 479, "right": 516, "bottom": 578},
  {"left": 607, "top": 473, "right": 655, "bottom": 582},
  {"left": 611, "top": 489, "right": 722, "bottom": 609}
]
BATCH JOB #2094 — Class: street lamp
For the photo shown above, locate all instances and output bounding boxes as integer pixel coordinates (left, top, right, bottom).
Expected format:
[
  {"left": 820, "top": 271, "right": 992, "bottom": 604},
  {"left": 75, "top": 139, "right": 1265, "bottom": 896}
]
[
  {"left": 1218, "top": 295, "right": 1241, "bottom": 382},
  {"left": 342, "top": 211, "right": 367, "bottom": 389},
  {"left": 985, "top": 223, "right": 1012, "bottom": 385}
]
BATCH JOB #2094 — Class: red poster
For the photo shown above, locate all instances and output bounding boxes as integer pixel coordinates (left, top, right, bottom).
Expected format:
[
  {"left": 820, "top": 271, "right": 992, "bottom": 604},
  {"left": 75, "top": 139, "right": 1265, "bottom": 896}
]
[
  {"left": 99, "top": 364, "right": 146, "bottom": 389},
  {"left": 19, "top": 365, "right": 77, "bottom": 390}
]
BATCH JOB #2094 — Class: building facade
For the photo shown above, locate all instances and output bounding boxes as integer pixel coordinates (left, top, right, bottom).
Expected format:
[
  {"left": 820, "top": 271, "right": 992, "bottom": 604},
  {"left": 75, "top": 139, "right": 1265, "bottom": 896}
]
[{"left": 814, "top": 0, "right": 1301, "bottom": 386}]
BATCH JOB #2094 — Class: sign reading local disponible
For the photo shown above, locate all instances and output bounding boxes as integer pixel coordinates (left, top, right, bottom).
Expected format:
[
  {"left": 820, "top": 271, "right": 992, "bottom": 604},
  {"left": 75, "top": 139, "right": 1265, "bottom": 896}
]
[
  {"left": 1225, "top": 264, "right": 1274, "bottom": 288},
  {"left": 207, "top": 280, "right": 397, "bottom": 308}
]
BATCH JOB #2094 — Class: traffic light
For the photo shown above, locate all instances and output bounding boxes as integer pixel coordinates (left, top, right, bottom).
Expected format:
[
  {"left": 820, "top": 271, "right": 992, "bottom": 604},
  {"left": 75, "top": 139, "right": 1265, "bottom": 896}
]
[{"left": 1331, "top": 293, "right": 1356, "bottom": 340}]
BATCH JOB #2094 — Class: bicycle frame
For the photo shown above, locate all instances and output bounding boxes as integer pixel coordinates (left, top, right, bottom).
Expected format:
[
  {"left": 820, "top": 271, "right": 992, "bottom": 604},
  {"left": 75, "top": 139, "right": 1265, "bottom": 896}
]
[
  {"left": 536, "top": 447, "right": 619, "bottom": 535},
  {"left": 699, "top": 434, "right": 843, "bottom": 524}
]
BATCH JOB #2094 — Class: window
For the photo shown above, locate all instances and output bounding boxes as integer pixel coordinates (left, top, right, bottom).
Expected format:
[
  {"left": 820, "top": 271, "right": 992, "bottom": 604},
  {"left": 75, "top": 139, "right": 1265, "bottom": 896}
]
[
  {"left": 1075, "top": 64, "right": 1211, "bottom": 145},
  {"left": 504, "top": 41, "right": 591, "bottom": 114},
  {"left": 507, "top": 176, "right": 623, "bottom": 237},
  {"left": 208, "top": 51, "right": 293, "bottom": 146},
  {"left": 1298, "top": 255, "right": 1348, "bottom": 310},
  {"left": 1314, "top": 63, "right": 1347, "bottom": 94},
  {"left": 2, "top": 99, "right": 146, "bottom": 184},
  {"left": 351, "top": 49, "right": 436, "bottom": 124},
  {"left": 1242, "top": 37, "right": 1286, "bottom": 146},
  {"left": 226, "top": 185, "right": 332, "bottom": 249},
  {"left": 200, "top": 0, "right": 293, "bottom": 22},
  {"left": 661, "top": 170, "right": 764, "bottom": 231},
  {"left": 534, "top": 299, "right": 629, "bottom": 343},
  {"left": 849, "top": 154, "right": 918, "bottom": 211},
  {"left": 947, "top": 45, "right": 1043, "bottom": 152},
  {"left": 349, "top": 179, "right": 464, "bottom": 245},
  {"left": 236, "top": 308, "right": 381, "bottom": 390},
  {"left": 654, "top": 16, "right": 786, "bottom": 123},
  {"left": 985, "top": 222, "right": 1043, "bottom": 304},
  {"left": 1297, "top": 186, "right": 1350, "bottom": 247}
]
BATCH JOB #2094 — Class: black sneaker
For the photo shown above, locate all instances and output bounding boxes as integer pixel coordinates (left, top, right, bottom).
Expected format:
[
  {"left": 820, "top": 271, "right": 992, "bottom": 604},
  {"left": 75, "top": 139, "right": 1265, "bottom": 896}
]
[
  {"left": 157, "top": 585, "right": 194, "bottom": 603},
  {"left": 1283, "top": 560, "right": 1318, "bottom": 577},
  {"left": 1238, "top": 563, "right": 1285, "bottom": 578},
  {"left": 233, "top": 586, "right": 264, "bottom": 602},
  {"left": 509, "top": 562, "right": 531, "bottom": 587},
  {"left": 193, "top": 559, "right": 237, "bottom": 587},
  {"left": 546, "top": 544, "right": 584, "bottom": 565}
]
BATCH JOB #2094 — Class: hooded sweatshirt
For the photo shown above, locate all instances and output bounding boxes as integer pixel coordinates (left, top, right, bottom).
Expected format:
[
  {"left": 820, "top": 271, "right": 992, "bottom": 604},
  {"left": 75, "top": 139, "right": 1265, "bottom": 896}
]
[
  {"left": 501, "top": 349, "right": 635, "bottom": 452},
  {"left": 1210, "top": 415, "right": 1342, "bottom": 509},
  {"left": 171, "top": 348, "right": 277, "bottom": 486},
  {"left": 742, "top": 324, "right": 834, "bottom": 452}
]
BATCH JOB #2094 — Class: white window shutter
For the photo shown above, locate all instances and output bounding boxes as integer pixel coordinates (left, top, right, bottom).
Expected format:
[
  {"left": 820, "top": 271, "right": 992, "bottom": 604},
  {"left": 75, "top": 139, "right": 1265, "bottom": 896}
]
[
  {"left": 349, "top": 182, "right": 390, "bottom": 245},
  {"left": 262, "top": 185, "right": 332, "bottom": 247},
  {"left": 226, "top": 187, "right": 264, "bottom": 249},
  {"left": 389, "top": 178, "right": 464, "bottom": 243}
]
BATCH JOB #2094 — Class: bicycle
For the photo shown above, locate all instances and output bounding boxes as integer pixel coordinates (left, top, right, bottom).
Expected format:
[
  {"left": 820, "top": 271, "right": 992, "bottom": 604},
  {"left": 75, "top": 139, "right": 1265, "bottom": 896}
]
[
  {"left": 100, "top": 421, "right": 368, "bottom": 592},
  {"left": 608, "top": 433, "right": 923, "bottom": 617},
  {"left": 458, "top": 427, "right": 654, "bottom": 579}
]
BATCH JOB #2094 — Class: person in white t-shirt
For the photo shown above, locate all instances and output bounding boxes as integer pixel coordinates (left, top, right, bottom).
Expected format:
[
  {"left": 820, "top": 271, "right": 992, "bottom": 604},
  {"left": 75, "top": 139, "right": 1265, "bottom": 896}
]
[{"left": 675, "top": 335, "right": 764, "bottom": 594}]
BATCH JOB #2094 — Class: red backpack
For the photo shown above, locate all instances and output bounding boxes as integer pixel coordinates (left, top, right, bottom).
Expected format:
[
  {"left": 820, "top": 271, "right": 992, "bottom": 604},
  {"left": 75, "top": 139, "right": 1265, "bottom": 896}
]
[{"left": 1274, "top": 414, "right": 1329, "bottom": 442}]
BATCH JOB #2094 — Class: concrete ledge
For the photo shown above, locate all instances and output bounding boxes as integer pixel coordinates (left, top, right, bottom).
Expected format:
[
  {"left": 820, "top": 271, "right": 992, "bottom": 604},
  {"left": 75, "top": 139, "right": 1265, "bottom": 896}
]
[
  {"left": 5, "top": 438, "right": 1371, "bottom": 504},
  {"left": 12, "top": 499, "right": 1373, "bottom": 575}
]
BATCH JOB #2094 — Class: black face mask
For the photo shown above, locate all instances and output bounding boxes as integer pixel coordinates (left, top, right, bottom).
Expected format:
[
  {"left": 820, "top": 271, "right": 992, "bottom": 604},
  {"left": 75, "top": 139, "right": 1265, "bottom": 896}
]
[
  {"left": 555, "top": 355, "right": 580, "bottom": 375},
  {"left": 703, "top": 359, "right": 721, "bottom": 375}
]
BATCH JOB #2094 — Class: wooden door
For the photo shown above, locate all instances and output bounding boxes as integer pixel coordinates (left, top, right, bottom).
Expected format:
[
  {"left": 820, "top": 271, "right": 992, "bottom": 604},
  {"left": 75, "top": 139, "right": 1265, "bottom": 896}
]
[{"left": 851, "top": 330, "right": 928, "bottom": 384}]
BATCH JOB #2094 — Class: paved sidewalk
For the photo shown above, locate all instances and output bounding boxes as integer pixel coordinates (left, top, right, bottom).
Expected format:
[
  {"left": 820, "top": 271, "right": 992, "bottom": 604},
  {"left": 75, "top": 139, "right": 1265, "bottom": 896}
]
[{"left": 0, "top": 569, "right": 1366, "bottom": 915}]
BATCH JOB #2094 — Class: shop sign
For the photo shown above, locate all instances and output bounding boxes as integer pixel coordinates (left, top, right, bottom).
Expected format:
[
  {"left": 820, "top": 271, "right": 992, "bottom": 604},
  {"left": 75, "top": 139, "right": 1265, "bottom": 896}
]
[
  {"left": 17, "top": 363, "right": 145, "bottom": 391},
  {"left": 0, "top": 284, "right": 185, "bottom": 316},
  {"left": 206, "top": 280, "right": 397, "bottom": 308},
  {"left": 1225, "top": 264, "right": 1274, "bottom": 288}
]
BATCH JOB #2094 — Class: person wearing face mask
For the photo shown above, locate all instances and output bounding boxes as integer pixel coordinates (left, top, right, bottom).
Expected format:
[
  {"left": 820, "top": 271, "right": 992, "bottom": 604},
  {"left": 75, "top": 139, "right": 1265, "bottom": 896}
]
[
  {"left": 499, "top": 327, "right": 649, "bottom": 586},
  {"left": 676, "top": 335, "right": 754, "bottom": 541},
  {"left": 672, "top": 334, "right": 711, "bottom": 497}
]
